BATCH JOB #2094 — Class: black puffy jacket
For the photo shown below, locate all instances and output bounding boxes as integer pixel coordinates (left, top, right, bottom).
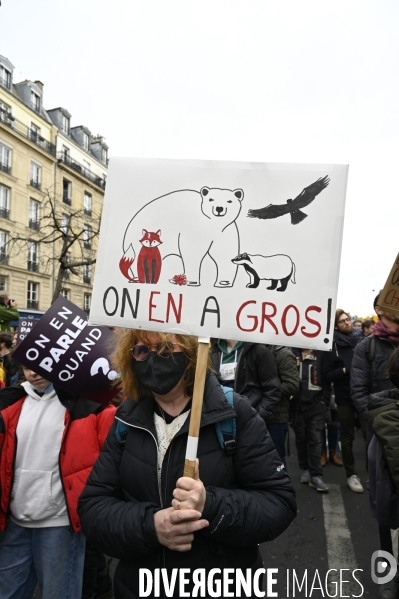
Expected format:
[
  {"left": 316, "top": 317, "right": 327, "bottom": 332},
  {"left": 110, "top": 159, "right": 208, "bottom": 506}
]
[
  {"left": 78, "top": 373, "right": 296, "bottom": 599},
  {"left": 210, "top": 342, "right": 281, "bottom": 422},
  {"left": 351, "top": 335, "right": 397, "bottom": 414}
]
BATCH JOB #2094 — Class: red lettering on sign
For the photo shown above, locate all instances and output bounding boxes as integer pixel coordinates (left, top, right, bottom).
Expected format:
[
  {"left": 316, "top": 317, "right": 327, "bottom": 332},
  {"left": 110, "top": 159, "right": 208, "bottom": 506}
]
[
  {"left": 166, "top": 293, "right": 183, "bottom": 324},
  {"left": 260, "top": 302, "right": 278, "bottom": 334},
  {"left": 149, "top": 292, "right": 164, "bottom": 323},
  {"left": 236, "top": 300, "right": 258, "bottom": 332},
  {"left": 384, "top": 289, "right": 399, "bottom": 308},
  {"left": 281, "top": 305, "right": 300, "bottom": 336},
  {"left": 301, "top": 305, "right": 322, "bottom": 338}
]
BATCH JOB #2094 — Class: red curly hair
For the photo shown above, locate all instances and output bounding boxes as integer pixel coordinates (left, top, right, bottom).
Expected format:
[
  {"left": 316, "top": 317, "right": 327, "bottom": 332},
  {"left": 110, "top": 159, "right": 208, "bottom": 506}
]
[{"left": 110, "top": 329, "right": 212, "bottom": 402}]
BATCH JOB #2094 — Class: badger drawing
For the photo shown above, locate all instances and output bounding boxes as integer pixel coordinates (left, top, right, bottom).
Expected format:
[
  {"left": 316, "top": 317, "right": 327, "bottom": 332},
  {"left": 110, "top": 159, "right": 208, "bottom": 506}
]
[{"left": 232, "top": 252, "right": 296, "bottom": 291}]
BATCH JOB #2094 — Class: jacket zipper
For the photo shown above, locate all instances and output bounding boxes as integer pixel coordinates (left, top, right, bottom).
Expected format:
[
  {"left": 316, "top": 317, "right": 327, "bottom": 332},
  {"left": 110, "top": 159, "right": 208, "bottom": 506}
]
[
  {"left": 116, "top": 416, "right": 166, "bottom": 597},
  {"left": 234, "top": 350, "right": 244, "bottom": 393},
  {"left": 115, "top": 416, "right": 162, "bottom": 506},
  {"left": 58, "top": 414, "right": 74, "bottom": 532},
  {"left": 0, "top": 413, "right": 4, "bottom": 500},
  {"left": 161, "top": 439, "right": 174, "bottom": 591},
  {"left": 6, "top": 430, "right": 18, "bottom": 520}
]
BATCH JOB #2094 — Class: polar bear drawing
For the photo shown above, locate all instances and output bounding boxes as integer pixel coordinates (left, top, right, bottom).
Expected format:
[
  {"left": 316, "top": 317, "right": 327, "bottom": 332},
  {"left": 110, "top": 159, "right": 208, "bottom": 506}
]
[
  {"left": 232, "top": 252, "right": 296, "bottom": 291},
  {"left": 121, "top": 187, "right": 244, "bottom": 287}
]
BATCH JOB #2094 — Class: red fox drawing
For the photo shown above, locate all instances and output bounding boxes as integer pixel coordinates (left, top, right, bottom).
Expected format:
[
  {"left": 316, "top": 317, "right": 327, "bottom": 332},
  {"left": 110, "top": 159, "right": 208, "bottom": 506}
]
[{"left": 119, "top": 230, "right": 162, "bottom": 284}]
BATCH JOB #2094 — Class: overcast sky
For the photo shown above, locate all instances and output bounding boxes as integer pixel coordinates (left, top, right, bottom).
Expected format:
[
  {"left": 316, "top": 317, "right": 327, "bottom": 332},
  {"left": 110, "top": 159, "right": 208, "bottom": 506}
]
[{"left": 1, "top": 0, "right": 398, "bottom": 317}]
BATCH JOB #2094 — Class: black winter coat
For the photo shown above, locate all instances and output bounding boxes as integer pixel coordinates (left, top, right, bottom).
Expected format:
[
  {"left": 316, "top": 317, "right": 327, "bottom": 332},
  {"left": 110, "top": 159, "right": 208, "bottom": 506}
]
[
  {"left": 78, "top": 373, "right": 296, "bottom": 599},
  {"left": 210, "top": 342, "right": 281, "bottom": 422},
  {"left": 322, "top": 342, "right": 355, "bottom": 406},
  {"left": 351, "top": 335, "right": 397, "bottom": 414}
]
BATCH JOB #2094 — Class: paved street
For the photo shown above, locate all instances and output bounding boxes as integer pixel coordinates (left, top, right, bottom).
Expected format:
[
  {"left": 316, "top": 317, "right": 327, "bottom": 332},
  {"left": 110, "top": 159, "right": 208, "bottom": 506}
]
[
  {"left": 34, "top": 428, "right": 378, "bottom": 598},
  {"left": 260, "top": 428, "right": 379, "bottom": 597}
]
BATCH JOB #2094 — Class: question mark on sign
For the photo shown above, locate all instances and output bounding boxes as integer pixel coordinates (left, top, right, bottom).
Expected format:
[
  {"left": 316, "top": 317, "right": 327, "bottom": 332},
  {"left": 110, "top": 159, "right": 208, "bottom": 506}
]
[{"left": 90, "top": 357, "right": 118, "bottom": 381}]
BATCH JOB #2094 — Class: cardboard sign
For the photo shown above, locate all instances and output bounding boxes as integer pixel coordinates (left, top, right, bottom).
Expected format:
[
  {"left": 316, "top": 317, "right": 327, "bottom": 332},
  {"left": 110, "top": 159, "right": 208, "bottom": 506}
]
[
  {"left": 90, "top": 158, "right": 348, "bottom": 349},
  {"left": 13, "top": 297, "right": 119, "bottom": 404},
  {"left": 378, "top": 251, "right": 399, "bottom": 317}
]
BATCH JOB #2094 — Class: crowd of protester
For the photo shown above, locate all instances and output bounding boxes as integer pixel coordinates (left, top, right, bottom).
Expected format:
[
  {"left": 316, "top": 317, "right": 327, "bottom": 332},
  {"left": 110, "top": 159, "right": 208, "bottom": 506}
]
[{"left": 0, "top": 291, "right": 398, "bottom": 598}]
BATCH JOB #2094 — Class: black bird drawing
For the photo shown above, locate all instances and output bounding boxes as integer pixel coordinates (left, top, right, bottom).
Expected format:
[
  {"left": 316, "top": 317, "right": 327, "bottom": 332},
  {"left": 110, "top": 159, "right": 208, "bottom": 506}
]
[{"left": 247, "top": 175, "right": 330, "bottom": 225}]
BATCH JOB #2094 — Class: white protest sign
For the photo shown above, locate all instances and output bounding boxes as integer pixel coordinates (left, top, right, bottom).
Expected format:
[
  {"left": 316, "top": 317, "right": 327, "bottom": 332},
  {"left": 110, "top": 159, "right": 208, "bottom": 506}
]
[{"left": 90, "top": 158, "right": 348, "bottom": 350}]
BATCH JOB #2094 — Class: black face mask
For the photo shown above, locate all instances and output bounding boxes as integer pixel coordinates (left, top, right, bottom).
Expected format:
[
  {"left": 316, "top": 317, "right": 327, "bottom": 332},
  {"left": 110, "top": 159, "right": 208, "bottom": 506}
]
[{"left": 134, "top": 352, "right": 188, "bottom": 396}]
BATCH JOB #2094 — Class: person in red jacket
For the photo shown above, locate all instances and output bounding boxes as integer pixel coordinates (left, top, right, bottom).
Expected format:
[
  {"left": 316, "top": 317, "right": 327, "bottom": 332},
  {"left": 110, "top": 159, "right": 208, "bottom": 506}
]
[{"left": 0, "top": 366, "right": 116, "bottom": 599}]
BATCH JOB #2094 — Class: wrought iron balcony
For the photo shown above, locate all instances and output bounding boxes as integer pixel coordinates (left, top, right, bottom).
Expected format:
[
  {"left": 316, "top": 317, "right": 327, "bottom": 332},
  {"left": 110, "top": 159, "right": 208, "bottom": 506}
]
[
  {"left": 0, "top": 254, "right": 8, "bottom": 264},
  {"left": 0, "top": 207, "right": 9, "bottom": 219},
  {"left": 84, "top": 241, "right": 91, "bottom": 249},
  {"left": 27, "top": 300, "right": 39, "bottom": 310},
  {"left": 30, "top": 102, "right": 41, "bottom": 113},
  {"left": 28, "top": 261, "right": 39, "bottom": 272},
  {"left": 0, "top": 161, "right": 11, "bottom": 175},
  {"left": 84, "top": 208, "right": 92, "bottom": 216},
  {"left": 57, "top": 152, "right": 106, "bottom": 190},
  {"left": 30, "top": 179, "right": 41, "bottom": 190},
  {"left": 0, "top": 76, "right": 11, "bottom": 90},
  {"left": 62, "top": 269, "right": 70, "bottom": 280},
  {"left": 62, "top": 194, "right": 71, "bottom": 205},
  {"left": 0, "top": 110, "right": 56, "bottom": 156},
  {"left": 29, "top": 219, "right": 40, "bottom": 231},
  {"left": 83, "top": 275, "right": 91, "bottom": 285}
]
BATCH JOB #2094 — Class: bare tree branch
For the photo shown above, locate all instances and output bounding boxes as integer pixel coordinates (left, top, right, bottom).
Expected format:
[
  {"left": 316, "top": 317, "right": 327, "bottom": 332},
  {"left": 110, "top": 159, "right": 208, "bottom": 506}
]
[{"left": 5, "top": 190, "right": 101, "bottom": 304}]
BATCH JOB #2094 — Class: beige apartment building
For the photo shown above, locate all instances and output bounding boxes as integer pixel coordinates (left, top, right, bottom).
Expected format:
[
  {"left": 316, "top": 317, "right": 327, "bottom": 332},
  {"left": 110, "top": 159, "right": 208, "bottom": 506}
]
[{"left": 0, "top": 54, "right": 108, "bottom": 325}]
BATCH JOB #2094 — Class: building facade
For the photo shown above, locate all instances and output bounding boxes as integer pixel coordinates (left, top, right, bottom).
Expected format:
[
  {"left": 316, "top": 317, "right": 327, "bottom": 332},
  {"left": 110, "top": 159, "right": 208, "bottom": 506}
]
[{"left": 0, "top": 54, "right": 108, "bottom": 322}]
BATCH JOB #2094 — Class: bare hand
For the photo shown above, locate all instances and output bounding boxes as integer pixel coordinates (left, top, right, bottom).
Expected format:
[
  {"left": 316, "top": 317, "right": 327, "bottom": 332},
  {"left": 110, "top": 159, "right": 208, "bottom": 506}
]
[
  {"left": 172, "top": 459, "right": 206, "bottom": 513},
  {"left": 154, "top": 507, "right": 208, "bottom": 551}
]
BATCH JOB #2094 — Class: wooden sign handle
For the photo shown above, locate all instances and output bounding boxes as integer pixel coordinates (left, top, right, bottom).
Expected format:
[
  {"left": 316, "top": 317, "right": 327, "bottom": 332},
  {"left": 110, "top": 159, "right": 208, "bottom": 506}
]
[{"left": 183, "top": 337, "right": 210, "bottom": 478}]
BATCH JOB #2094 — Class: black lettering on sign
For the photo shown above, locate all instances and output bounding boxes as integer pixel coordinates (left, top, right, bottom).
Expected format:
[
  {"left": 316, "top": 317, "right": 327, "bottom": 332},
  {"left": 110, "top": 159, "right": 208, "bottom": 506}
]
[
  {"left": 200, "top": 296, "right": 221, "bottom": 328},
  {"left": 121, "top": 288, "right": 140, "bottom": 318},
  {"left": 103, "top": 287, "right": 119, "bottom": 316}
]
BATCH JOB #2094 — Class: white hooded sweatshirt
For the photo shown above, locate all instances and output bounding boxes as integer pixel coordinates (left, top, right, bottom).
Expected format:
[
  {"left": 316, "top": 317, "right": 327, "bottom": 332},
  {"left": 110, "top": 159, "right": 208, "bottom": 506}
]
[{"left": 10, "top": 382, "right": 69, "bottom": 528}]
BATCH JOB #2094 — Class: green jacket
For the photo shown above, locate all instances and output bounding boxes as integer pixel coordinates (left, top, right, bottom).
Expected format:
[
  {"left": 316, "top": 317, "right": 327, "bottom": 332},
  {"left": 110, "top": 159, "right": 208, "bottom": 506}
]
[
  {"left": 266, "top": 345, "right": 299, "bottom": 423},
  {"left": 368, "top": 388, "right": 399, "bottom": 496},
  {"left": 0, "top": 303, "right": 19, "bottom": 331}
]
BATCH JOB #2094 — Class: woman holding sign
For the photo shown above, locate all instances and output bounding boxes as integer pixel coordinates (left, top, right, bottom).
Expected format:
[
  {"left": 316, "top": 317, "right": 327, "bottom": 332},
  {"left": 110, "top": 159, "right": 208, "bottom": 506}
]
[{"left": 78, "top": 330, "right": 296, "bottom": 599}]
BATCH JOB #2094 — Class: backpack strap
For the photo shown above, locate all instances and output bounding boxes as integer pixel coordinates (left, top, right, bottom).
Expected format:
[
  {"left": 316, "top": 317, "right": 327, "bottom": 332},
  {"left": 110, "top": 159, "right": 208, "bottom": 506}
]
[{"left": 214, "top": 386, "right": 237, "bottom": 455}]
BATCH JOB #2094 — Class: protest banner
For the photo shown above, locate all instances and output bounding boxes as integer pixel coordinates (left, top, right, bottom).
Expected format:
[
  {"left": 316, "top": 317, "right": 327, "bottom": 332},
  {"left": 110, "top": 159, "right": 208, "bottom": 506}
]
[
  {"left": 13, "top": 297, "right": 119, "bottom": 404},
  {"left": 378, "top": 251, "right": 399, "bottom": 317},
  {"left": 89, "top": 158, "right": 349, "bottom": 474}
]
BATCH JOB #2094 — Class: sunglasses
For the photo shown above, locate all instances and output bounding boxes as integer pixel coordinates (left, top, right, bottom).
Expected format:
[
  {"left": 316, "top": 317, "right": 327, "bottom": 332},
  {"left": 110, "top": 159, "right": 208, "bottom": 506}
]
[{"left": 131, "top": 341, "right": 179, "bottom": 361}]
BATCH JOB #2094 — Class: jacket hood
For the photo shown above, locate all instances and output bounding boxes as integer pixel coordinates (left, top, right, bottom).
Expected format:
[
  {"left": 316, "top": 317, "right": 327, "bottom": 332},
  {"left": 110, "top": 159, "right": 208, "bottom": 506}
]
[
  {"left": 21, "top": 381, "right": 56, "bottom": 402},
  {"left": 0, "top": 384, "right": 109, "bottom": 420},
  {"left": 368, "top": 388, "right": 399, "bottom": 412},
  {"left": 217, "top": 339, "right": 244, "bottom": 354},
  {"left": 116, "top": 371, "right": 236, "bottom": 432}
]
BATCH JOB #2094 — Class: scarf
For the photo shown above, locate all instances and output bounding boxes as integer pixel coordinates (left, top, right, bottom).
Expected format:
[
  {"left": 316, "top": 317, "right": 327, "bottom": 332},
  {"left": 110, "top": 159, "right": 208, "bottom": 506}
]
[
  {"left": 333, "top": 328, "right": 362, "bottom": 348},
  {"left": 372, "top": 320, "right": 399, "bottom": 345}
]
